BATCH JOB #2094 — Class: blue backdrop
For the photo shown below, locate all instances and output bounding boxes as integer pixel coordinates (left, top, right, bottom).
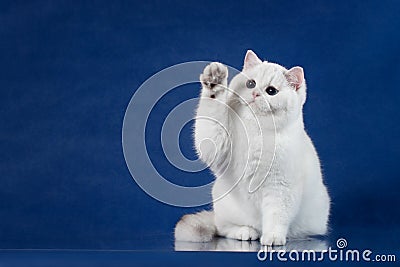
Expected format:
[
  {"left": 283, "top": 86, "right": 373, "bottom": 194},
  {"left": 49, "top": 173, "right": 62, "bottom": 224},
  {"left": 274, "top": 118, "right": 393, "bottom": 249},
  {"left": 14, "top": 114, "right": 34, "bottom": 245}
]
[{"left": 0, "top": 0, "right": 399, "bottom": 251}]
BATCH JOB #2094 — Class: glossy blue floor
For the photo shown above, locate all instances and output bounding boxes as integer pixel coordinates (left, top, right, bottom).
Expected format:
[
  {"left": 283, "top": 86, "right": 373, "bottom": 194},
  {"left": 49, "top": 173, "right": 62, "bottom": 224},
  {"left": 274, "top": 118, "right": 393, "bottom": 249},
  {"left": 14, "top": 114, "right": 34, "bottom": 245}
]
[{"left": 1, "top": 226, "right": 399, "bottom": 266}]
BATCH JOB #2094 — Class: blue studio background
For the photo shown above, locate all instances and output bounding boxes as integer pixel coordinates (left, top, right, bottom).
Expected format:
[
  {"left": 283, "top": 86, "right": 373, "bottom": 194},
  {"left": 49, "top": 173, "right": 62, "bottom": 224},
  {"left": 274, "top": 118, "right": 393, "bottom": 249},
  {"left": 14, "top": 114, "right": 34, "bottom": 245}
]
[{"left": 1, "top": 0, "right": 400, "bottom": 260}]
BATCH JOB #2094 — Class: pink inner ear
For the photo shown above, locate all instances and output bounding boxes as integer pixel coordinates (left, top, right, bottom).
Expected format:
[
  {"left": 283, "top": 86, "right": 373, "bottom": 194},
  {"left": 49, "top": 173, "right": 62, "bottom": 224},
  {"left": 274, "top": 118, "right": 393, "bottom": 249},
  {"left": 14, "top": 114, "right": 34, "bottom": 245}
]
[
  {"left": 244, "top": 50, "right": 262, "bottom": 70},
  {"left": 285, "top": 67, "right": 304, "bottom": 90}
]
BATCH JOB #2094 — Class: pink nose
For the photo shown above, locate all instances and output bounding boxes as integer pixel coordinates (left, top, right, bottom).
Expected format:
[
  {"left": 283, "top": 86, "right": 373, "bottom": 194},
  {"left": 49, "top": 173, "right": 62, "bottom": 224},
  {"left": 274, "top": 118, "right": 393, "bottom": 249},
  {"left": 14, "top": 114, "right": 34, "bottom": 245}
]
[{"left": 252, "top": 91, "right": 260, "bottom": 99}]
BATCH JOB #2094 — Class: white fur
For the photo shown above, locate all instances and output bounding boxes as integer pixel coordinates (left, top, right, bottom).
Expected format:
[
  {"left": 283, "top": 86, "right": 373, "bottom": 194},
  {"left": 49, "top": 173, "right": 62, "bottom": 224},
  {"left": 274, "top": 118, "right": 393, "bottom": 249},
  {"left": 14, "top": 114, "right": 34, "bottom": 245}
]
[{"left": 174, "top": 50, "right": 330, "bottom": 246}]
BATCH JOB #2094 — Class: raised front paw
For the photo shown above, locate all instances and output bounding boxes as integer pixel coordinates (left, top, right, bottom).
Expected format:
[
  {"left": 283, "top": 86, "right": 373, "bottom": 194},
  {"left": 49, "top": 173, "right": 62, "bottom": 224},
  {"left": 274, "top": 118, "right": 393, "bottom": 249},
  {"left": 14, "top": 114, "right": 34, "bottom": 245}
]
[
  {"left": 260, "top": 232, "right": 287, "bottom": 246},
  {"left": 200, "top": 62, "right": 228, "bottom": 91}
]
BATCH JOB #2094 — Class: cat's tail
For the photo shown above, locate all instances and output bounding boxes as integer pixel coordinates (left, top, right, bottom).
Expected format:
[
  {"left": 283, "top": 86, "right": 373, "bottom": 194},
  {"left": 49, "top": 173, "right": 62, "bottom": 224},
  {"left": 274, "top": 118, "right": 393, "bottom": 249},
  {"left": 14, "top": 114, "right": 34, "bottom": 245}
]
[{"left": 174, "top": 210, "right": 216, "bottom": 242}]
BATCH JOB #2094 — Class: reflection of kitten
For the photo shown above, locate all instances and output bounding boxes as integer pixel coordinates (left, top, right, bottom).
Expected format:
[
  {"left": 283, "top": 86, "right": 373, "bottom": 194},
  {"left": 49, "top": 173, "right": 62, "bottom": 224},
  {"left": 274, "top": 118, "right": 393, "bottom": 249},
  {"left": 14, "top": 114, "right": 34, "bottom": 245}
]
[{"left": 175, "top": 50, "right": 330, "bottom": 246}]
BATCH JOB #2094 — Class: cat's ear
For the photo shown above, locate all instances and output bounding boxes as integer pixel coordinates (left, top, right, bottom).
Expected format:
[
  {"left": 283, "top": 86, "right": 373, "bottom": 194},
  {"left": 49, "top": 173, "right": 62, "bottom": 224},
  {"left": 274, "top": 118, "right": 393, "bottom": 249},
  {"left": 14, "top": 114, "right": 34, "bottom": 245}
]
[
  {"left": 243, "top": 50, "right": 262, "bottom": 70},
  {"left": 285, "top": 67, "right": 304, "bottom": 90}
]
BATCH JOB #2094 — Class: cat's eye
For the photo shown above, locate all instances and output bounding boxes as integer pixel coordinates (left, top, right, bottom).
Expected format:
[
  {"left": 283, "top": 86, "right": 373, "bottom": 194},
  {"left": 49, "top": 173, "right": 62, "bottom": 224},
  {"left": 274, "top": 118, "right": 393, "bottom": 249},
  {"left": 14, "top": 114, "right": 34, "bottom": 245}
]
[
  {"left": 265, "top": 86, "right": 279, "bottom": 96},
  {"left": 246, "top": 79, "right": 256, "bottom": 89}
]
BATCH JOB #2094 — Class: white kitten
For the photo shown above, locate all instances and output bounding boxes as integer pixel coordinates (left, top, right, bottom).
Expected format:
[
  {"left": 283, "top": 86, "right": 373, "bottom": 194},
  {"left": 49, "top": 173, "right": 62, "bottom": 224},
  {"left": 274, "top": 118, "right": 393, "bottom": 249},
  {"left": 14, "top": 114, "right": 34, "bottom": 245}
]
[{"left": 175, "top": 50, "right": 330, "bottom": 246}]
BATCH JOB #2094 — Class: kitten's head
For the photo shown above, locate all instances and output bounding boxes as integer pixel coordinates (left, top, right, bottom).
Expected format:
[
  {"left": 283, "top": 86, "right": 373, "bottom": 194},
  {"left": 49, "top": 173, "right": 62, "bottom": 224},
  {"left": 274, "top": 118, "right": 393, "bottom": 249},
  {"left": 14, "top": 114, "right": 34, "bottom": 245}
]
[{"left": 230, "top": 50, "right": 307, "bottom": 126}]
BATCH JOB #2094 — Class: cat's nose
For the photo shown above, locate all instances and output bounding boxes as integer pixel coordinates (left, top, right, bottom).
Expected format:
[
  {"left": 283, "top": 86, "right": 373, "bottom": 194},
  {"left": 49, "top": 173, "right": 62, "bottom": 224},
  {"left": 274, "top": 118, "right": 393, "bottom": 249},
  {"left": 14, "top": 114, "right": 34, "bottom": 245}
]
[{"left": 252, "top": 91, "right": 260, "bottom": 99}]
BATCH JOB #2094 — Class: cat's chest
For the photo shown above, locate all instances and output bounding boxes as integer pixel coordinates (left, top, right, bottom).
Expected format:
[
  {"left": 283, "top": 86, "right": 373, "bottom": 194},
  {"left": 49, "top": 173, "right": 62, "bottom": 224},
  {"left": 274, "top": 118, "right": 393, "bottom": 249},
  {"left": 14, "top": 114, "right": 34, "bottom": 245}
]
[
  {"left": 231, "top": 114, "right": 275, "bottom": 158},
  {"left": 230, "top": 116, "right": 300, "bottom": 184}
]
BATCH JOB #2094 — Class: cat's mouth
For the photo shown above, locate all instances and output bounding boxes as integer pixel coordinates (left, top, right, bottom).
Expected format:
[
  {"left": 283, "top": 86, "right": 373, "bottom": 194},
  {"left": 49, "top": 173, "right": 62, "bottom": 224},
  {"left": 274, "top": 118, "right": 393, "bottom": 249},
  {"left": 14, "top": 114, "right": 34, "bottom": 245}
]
[
  {"left": 237, "top": 96, "right": 254, "bottom": 105},
  {"left": 248, "top": 97, "right": 264, "bottom": 106},
  {"left": 245, "top": 100, "right": 258, "bottom": 108},
  {"left": 245, "top": 98, "right": 278, "bottom": 115},
  {"left": 240, "top": 97, "right": 270, "bottom": 112}
]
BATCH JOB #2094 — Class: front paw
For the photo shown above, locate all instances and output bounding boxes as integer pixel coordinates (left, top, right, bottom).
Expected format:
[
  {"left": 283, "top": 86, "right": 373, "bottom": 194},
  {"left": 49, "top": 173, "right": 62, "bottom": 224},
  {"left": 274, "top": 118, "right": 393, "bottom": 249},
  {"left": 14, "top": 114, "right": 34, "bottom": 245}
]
[
  {"left": 200, "top": 62, "right": 228, "bottom": 92},
  {"left": 222, "top": 225, "right": 260, "bottom": 241},
  {"left": 260, "top": 232, "right": 287, "bottom": 246},
  {"left": 234, "top": 226, "right": 260, "bottom": 241}
]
